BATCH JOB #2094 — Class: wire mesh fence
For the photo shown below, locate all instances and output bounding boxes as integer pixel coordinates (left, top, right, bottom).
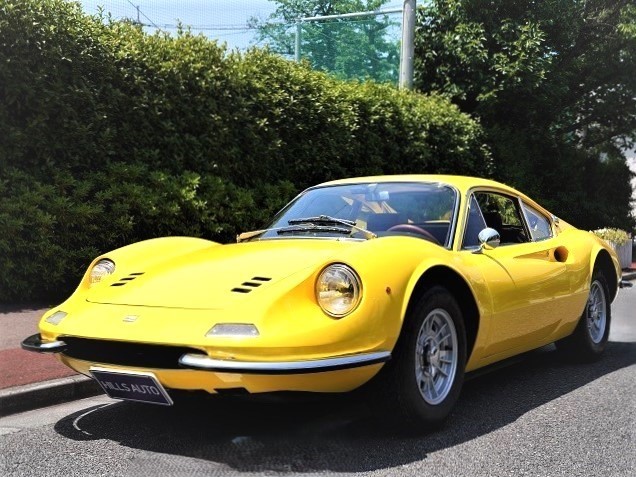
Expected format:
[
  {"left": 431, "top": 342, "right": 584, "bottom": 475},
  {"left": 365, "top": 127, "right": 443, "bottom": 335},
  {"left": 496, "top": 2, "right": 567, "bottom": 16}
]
[{"left": 78, "top": 0, "right": 404, "bottom": 84}]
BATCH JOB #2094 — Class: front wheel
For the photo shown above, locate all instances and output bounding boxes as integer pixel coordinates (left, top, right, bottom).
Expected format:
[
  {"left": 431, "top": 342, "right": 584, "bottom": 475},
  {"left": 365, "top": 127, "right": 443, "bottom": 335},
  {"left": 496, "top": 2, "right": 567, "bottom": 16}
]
[
  {"left": 379, "top": 286, "right": 467, "bottom": 429},
  {"left": 556, "top": 268, "right": 611, "bottom": 361}
]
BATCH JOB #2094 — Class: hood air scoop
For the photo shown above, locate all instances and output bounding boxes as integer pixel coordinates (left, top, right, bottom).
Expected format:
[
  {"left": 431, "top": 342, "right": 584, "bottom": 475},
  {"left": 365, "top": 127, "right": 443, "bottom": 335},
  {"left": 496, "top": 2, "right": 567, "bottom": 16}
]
[
  {"left": 110, "top": 272, "right": 145, "bottom": 287},
  {"left": 231, "top": 276, "right": 272, "bottom": 294}
]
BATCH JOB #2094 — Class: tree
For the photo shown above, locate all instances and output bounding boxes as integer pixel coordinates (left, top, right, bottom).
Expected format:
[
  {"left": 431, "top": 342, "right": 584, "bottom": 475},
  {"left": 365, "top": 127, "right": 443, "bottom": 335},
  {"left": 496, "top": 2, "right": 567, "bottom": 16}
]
[
  {"left": 414, "top": 0, "right": 636, "bottom": 230},
  {"left": 249, "top": 0, "right": 400, "bottom": 83}
]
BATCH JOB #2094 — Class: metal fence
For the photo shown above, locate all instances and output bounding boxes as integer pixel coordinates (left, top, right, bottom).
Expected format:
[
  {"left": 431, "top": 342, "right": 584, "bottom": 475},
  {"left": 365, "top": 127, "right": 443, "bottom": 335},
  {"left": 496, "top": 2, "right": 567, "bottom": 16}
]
[{"left": 78, "top": 1, "right": 406, "bottom": 85}]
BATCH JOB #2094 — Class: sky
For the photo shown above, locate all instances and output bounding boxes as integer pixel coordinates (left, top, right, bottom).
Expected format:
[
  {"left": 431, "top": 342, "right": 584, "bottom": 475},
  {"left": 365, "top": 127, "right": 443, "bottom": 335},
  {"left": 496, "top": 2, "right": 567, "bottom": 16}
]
[{"left": 79, "top": 0, "right": 406, "bottom": 51}]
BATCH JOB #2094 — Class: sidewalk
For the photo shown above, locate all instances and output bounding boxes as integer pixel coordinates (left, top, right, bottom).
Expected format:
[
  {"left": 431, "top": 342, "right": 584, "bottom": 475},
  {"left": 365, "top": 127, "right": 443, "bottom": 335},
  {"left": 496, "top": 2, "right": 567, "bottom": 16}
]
[
  {"left": 1, "top": 265, "right": 635, "bottom": 416},
  {"left": 0, "top": 306, "right": 102, "bottom": 416},
  {"left": 0, "top": 308, "right": 76, "bottom": 388},
  {"left": 623, "top": 264, "right": 636, "bottom": 281}
]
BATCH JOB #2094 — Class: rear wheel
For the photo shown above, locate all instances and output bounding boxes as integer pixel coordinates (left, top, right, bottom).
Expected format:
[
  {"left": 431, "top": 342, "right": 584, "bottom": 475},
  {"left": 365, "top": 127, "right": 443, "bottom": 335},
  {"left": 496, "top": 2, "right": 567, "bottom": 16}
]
[
  {"left": 556, "top": 268, "right": 611, "bottom": 361},
  {"left": 378, "top": 286, "right": 467, "bottom": 430}
]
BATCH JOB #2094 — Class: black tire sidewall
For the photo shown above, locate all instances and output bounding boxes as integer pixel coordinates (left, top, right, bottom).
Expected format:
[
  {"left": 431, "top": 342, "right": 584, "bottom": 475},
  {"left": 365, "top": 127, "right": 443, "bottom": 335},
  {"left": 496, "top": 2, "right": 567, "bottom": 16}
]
[{"left": 393, "top": 286, "right": 467, "bottom": 425}]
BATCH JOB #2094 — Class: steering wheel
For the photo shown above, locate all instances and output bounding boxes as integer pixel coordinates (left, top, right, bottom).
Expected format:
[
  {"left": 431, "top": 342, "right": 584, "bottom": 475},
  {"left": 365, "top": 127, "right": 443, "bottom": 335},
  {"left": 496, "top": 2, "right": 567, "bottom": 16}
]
[{"left": 387, "top": 224, "right": 440, "bottom": 245}]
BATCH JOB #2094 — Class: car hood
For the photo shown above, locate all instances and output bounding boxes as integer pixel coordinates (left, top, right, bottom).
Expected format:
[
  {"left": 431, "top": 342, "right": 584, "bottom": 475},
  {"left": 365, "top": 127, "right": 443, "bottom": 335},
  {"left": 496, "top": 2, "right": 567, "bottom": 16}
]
[{"left": 86, "top": 239, "right": 359, "bottom": 310}]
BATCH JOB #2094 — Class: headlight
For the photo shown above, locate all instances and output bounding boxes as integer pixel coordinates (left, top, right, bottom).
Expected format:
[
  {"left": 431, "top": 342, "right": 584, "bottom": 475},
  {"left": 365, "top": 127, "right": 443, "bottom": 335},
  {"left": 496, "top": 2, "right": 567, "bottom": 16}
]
[
  {"left": 315, "top": 264, "right": 362, "bottom": 317},
  {"left": 89, "top": 259, "right": 116, "bottom": 287}
]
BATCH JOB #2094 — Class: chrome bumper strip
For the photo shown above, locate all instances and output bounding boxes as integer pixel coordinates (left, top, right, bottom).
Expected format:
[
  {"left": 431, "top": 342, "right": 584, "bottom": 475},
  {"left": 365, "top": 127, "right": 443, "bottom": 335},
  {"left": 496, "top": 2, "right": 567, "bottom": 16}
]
[
  {"left": 178, "top": 351, "right": 391, "bottom": 374},
  {"left": 21, "top": 334, "right": 67, "bottom": 353}
]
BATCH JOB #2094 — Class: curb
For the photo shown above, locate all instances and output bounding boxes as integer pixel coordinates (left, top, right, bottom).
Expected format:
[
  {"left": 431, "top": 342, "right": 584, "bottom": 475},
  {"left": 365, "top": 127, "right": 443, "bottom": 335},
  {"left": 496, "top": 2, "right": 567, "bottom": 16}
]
[
  {"left": 0, "top": 375, "right": 103, "bottom": 417},
  {"left": 622, "top": 271, "right": 636, "bottom": 281}
]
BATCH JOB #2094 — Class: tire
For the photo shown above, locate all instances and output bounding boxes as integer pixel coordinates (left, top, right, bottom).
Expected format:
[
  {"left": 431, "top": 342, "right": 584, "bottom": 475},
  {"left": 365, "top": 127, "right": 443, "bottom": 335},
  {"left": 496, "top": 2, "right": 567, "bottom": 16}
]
[
  {"left": 556, "top": 268, "right": 611, "bottom": 361},
  {"left": 376, "top": 286, "right": 467, "bottom": 430}
]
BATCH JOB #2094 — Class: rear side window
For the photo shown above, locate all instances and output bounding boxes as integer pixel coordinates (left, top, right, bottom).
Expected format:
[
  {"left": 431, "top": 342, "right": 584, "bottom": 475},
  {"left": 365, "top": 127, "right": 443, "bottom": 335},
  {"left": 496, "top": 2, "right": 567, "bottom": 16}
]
[{"left": 522, "top": 203, "right": 553, "bottom": 241}]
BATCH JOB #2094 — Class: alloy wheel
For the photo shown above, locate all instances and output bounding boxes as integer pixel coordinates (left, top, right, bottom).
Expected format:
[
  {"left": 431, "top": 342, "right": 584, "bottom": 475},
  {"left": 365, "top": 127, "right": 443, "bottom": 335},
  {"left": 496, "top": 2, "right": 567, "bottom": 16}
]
[
  {"left": 415, "top": 308, "right": 459, "bottom": 405},
  {"left": 586, "top": 279, "right": 607, "bottom": 344}
]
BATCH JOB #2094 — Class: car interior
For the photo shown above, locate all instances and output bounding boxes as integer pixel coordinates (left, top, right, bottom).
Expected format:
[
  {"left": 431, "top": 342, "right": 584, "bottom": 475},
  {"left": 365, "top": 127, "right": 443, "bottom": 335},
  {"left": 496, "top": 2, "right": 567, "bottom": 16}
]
[{"left": 463, "top": 192, "right": 530, "bottom": 248}]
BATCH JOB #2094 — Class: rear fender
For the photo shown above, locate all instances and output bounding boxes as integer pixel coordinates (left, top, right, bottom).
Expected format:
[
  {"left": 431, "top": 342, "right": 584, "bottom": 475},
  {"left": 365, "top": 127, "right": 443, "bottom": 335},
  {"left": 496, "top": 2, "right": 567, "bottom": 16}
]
[{"left": 589, "top": 238, "right": 621, "bottom": 302}]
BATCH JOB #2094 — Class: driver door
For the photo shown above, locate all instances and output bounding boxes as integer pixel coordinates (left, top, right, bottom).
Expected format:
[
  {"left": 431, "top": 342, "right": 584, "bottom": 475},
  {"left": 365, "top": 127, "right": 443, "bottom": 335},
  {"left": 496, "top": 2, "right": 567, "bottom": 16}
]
[{"left": 462, "top": 191, "right": 571, "bottom": 356}]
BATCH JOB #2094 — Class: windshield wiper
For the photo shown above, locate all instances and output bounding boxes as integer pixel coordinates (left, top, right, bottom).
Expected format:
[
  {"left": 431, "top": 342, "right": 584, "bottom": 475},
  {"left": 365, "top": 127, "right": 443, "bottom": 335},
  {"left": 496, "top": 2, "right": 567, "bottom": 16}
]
[
  {"left": 236, "top": 229, "right": 269, "bottom": 242},
  {"left": 277, "top": 224, "right": 352, "bottom": 235},
  {"left": 237, "top": 224, "right": 354, "bottom": 242},
  {"left": 288, "top": 215, "right": 376, "bottom": 239},
  {"left": 288, "top": 215, "right": 356, "bottom": 226},
  {"left": 236, "top": 215, "right": 376, "bottom": 243}
]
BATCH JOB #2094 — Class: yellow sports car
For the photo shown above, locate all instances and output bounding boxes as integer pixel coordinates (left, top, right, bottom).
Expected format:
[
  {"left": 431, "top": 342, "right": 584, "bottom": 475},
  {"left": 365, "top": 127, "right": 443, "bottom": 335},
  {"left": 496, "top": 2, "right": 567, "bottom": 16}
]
[{"left": 23, "top": 175, "right": 625, "bottom": 427}]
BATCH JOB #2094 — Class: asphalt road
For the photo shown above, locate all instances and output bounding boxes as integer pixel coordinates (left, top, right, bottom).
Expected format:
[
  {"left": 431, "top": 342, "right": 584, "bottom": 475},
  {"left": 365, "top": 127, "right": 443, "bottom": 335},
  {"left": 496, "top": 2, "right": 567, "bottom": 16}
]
[{"left": 1, "top": 290, "right": 634, "bottom": 477}]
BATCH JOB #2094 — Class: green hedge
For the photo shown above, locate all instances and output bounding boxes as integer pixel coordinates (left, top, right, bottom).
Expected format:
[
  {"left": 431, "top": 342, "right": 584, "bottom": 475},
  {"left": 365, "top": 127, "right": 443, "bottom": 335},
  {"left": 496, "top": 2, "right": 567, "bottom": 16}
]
[{"left": 0, "top": 0, "right": 490, "bottom": 303}]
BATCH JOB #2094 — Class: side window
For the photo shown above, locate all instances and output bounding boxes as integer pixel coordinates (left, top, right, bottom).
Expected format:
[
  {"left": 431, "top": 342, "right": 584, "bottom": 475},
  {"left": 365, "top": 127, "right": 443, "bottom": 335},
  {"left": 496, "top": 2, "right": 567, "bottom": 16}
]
[
  {"left": 522, "top": 203, "right": 553, "bottom": 241},
  {"left": 473, "top": 191, "right": 529, "bottom": 245}
]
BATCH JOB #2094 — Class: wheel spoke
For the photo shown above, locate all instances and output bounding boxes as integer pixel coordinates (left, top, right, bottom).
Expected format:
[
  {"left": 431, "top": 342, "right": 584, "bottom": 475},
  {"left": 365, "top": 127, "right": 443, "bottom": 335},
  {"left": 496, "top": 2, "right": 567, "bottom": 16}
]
[
  {"left": 425, "top": 317, "right": 435, "bottom": 335},
  {"left": 434, "top": 364, "right": 449, "bottom": 377},
  {"left": 429, "top": 380, "right": 438, "bottom": 399},
  {"left": 433, "top": 322, "right": 448, "bottom": 342},
  {"left": 437, "top": 332, "right": 452, "bottom": 345}
]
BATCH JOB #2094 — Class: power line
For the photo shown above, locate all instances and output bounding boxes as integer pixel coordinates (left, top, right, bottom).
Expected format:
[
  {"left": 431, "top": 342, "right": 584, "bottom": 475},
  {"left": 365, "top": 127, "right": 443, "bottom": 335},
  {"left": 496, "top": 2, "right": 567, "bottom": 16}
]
[
  {"left": 155, "top": 24, "right": 257, "bottom": 32},
  {"left": 124, "top": 0, "right": 162, "bottom": 31}
]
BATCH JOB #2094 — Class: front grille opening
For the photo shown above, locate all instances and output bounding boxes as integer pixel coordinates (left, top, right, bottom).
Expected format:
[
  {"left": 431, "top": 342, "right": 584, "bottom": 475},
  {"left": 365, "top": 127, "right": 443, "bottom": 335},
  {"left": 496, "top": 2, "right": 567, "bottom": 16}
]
[
  {"left": 252, "top": 276, "right": 271, "bottom": 282},
  {"left": 61, "top": 337, "right": 205, "bottom": 369},
  {"left": 214, "top": 387, "right": 250, "bottom": 396}
]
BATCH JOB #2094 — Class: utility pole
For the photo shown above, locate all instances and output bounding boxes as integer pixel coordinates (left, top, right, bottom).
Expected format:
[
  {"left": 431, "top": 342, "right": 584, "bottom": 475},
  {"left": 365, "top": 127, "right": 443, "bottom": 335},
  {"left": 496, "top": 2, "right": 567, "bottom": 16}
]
[
  {"left": 399, "top": 0, "right": 416, "bottom": 89},
  {"left": 295, "top": 19, "right": 302, "bottom": 62}
]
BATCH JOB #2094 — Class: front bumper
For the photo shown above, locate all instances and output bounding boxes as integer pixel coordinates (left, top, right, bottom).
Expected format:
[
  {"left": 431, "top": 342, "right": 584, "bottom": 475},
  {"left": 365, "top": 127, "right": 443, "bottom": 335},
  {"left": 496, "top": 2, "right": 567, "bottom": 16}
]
[
  {"left": 22, "top": 333, "right": 390, "bottom": 375},
  {"left": 178, "top": 351, "right": 390, "bottom": 374},
  {"left": 21, "top": 334, "right": 67, "bottom": 353}
]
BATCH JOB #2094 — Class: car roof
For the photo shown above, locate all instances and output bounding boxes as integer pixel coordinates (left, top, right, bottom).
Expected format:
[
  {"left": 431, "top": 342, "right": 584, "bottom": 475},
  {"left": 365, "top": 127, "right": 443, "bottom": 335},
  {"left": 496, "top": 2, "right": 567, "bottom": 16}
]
[{"left": 317, "top": 175, "right": 514, "bottom": 194}]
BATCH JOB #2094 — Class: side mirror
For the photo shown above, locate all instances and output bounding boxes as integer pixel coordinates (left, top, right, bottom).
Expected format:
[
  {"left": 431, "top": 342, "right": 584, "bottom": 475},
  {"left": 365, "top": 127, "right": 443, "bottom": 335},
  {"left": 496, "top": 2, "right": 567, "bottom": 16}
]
[{"left": 474, "top": 227, "right": 500, "bottom": 253}]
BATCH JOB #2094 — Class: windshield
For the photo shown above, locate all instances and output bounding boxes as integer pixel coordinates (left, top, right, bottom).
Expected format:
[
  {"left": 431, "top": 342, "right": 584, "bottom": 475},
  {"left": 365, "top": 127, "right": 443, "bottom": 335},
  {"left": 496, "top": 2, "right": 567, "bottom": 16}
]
[{"left": 257, "top": 182, "right": 458, "bottom": 246}]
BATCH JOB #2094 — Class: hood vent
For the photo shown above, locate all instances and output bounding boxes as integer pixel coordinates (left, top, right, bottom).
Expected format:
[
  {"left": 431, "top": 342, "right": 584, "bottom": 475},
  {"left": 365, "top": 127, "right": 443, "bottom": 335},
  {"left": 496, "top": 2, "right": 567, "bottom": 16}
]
[
  {"left": 110, "top": 272, "right": 145, "bottom": 287},
  {"left": 231, "top": 276, "right": 272, "bottom": 294}
]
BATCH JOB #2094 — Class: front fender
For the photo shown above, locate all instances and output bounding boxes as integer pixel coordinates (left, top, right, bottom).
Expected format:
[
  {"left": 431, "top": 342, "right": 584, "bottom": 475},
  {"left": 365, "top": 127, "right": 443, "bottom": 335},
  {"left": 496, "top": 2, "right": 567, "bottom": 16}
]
[
  {"left": 400, "top": 254, "right": 494, "bottom": 371},
  {"left": 57, "top": 236, "right": 220, "bottom": 309},
  {"left": 400, "top": 256, "right": 489, "bottom": 324}
]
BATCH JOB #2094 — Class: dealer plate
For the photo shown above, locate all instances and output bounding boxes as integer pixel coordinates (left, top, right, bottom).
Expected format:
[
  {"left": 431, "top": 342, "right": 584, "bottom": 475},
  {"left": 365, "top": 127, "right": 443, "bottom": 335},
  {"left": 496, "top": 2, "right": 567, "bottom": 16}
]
[{"left": 90, "top": 367, "right": 173, "bottom": 406}]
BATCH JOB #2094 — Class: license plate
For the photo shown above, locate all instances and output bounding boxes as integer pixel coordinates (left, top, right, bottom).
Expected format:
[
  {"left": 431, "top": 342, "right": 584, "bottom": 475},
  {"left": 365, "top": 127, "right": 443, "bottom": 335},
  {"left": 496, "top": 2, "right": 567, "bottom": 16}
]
[{"left": 90, "top": 367, "right": 173, "bottom": 406}]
